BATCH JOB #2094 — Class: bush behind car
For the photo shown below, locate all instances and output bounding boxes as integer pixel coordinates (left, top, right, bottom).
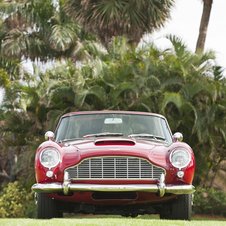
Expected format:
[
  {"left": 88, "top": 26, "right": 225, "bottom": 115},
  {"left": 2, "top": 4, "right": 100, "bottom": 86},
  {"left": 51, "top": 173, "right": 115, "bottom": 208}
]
[
  {"left": 0, "top": 181, "right": 37, "bottom": 218},
  {"left": 193, "top": 187, "right": 226, "bottom": 217}
]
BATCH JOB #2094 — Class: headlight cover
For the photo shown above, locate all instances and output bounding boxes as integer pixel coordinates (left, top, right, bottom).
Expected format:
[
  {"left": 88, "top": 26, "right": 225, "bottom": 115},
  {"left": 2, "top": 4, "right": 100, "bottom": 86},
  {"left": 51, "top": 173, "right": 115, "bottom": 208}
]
[
  {"left": 170, "top": 148, "right": 191, "bottom": 169},
  {"left": 40, "top": 148, "right": 60, "bottom": 169}
]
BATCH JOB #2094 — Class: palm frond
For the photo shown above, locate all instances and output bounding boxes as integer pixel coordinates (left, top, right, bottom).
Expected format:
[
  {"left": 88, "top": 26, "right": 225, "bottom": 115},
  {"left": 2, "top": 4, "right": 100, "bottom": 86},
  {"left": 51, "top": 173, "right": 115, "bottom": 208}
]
[{"left": 160, "top": 92, "right": 183, "bottom": 115}]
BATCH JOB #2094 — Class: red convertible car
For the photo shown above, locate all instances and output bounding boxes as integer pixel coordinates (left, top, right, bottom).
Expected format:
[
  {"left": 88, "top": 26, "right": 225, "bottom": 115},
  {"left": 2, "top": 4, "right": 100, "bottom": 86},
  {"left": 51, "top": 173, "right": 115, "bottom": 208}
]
[{"left": 32, "top": 111, "right": 195, "bottom": 220}]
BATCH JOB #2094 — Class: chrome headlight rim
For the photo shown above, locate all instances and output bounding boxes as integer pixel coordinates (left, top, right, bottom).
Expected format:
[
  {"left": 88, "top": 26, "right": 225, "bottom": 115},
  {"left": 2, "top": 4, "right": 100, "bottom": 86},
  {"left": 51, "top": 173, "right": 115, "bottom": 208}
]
[
  {"left": 169, "top": 147, "right": 191, "bottom": 169},
  {"left": 40, "top": 147, "right": 60, "bottom": 169}
]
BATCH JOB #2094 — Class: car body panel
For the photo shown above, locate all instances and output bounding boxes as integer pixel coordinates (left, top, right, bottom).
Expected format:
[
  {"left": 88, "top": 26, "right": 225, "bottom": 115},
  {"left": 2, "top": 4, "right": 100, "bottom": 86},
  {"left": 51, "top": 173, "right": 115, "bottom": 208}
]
[
  {"left": 32, "top": 111, "right": 195, "bottom": 217},
  {"left": 35, "top": 139, "right": 195, "bottom": 185}
]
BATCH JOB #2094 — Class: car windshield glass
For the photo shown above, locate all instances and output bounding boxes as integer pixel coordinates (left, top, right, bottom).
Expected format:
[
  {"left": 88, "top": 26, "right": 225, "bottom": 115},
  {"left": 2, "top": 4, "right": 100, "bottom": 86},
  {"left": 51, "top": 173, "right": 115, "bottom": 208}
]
[{"left": 54, "top": 113, "right": 173, "bottom": 143}]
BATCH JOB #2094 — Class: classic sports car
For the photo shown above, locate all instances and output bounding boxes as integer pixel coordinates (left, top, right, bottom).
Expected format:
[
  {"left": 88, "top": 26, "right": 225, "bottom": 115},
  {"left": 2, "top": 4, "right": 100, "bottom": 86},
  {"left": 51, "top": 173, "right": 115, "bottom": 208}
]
[{"left": 32, "top": 111, "right": 195, "bottom": 220}]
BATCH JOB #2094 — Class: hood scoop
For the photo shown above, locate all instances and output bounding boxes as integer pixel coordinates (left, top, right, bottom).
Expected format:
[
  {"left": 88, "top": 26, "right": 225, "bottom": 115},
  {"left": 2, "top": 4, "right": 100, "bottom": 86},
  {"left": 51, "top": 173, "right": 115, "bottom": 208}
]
[{"left": 94, "top": 138, "right": 136, "bottom": 146}]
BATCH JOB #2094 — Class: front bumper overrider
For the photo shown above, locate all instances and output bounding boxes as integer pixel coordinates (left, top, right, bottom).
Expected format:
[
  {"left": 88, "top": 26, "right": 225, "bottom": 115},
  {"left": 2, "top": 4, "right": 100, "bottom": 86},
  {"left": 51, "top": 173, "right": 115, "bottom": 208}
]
[{"left": 32, "top": 173, "right": 195, "bottom": 197}]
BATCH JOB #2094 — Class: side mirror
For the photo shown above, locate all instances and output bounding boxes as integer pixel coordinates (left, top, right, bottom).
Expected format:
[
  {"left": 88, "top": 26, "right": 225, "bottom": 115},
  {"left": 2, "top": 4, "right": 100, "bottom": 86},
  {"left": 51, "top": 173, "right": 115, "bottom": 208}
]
[
  {"left": 45, "top": 131, "right": 54, "bottom": 141},
  {"left": 173, "top": 132, "right": 183, "bottom": 142}
]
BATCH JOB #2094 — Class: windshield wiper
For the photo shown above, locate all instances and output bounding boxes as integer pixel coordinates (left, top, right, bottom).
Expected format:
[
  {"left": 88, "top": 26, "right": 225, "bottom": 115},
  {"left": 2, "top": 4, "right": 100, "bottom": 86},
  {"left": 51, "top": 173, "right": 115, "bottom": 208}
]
[
  {"left": 59, "top": 138, "right": 80, "bottom": 143},
  {"left": 83, "top": 132, "right": 123, "bottom": 139},
  {"left": 128, "top": 133, "right": 165, "bottom": 141}
]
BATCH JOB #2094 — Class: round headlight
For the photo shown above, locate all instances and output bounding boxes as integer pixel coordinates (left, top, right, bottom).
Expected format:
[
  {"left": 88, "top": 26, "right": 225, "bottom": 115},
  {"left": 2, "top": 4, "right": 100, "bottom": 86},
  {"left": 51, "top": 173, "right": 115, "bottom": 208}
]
[
  {"left": 40, "top": 148, "right": 60, "bottom": 168},
  {"left": 170, "top": 148, "right": 191, "bottom": 169}
]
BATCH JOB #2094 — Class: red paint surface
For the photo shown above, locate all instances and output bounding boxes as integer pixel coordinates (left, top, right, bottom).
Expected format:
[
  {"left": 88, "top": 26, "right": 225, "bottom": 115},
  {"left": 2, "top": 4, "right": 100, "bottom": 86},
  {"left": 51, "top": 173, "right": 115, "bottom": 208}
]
[{"left": 34, "top": 111, "right": 195, "bottom": 204}]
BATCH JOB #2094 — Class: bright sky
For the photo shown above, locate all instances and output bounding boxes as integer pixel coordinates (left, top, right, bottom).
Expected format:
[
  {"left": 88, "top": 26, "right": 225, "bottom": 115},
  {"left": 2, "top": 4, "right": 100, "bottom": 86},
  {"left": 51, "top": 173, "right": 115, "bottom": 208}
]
[
  {"left": 1, "top": 0, "right": 226, "bottom": 104},
  {"left": 147, "top": 0, "right": 226, "bottom": 75}
]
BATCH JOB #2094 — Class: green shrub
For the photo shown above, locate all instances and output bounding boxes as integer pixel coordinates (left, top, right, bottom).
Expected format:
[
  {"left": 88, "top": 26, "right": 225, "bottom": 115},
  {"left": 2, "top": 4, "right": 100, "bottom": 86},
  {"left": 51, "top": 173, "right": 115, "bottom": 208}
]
[
  {"left": 0, "top": 181, "right": 31, "bottom": 218},
  {"left": 24, "top": 191, "right": 37, "bottom": 218},
  {"left": 193, "top": 187, "right": 226, "bottom": 217}
]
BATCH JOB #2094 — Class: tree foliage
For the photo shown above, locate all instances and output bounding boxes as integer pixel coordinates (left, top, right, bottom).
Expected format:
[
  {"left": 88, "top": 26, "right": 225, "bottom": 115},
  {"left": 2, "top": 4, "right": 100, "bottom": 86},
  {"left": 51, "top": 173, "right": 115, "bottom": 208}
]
[
  {"left": 0, "top": 0, "right": 99, "bottom": 63},
  {"left": 0, "top": 0, "right": 226, "bottom": 193},
  {"left": 65, "top": 0, "right": 175, "bottom": 48},
  {"left": 1, "top": 36, "right": 226, "bottom": 189}
]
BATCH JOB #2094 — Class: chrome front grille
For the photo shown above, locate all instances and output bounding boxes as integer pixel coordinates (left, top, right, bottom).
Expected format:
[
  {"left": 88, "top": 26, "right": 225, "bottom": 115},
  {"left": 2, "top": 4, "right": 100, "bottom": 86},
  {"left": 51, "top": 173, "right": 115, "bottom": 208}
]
[{"left": 65, "top": 157, "right": 165, "bottom": 180}]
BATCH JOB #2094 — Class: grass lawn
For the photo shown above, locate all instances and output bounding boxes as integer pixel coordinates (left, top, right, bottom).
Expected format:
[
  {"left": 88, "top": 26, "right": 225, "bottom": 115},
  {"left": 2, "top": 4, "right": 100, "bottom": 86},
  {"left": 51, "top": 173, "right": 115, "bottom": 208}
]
[{"left": 1, "top": 215, "right": 226, "bottom": 226}]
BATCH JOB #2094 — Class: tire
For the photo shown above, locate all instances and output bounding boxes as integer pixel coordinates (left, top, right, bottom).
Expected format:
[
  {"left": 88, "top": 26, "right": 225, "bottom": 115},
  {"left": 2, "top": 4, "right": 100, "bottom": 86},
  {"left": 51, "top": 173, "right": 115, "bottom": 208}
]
[
  {"left": 159, "top": 213, "right": 171, "bottom": 220},
  {"left": 170, "top": 194, "right": 192, "bottom": 220},
  {"left": 160, "top": 194, "right": 192, "bottom": 220},
  {"left": 37, "top": 193, "right": 61, "bottom": 219}
]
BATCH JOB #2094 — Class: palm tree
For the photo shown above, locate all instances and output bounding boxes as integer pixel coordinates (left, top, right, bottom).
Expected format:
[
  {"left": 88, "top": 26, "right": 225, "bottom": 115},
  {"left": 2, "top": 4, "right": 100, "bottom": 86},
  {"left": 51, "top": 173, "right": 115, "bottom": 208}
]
[
  {"left": 0, "top": 17, "right": 21, "bottom": 84},
  {"left": 143, "top": 35, "right": 226, "bottom": 186},
  {"left": 65, "top": 0, "right": 175, "bottom": 48},
  {"left": 196, "top": 0, "right": 213, "bottom": 52},
  {"left": 1, "top": 30, "right": 226, "bottom": 190},
  {"left": 0, "top": 57, "right": 21, "bottom": 86},
  {"left": 0, "top": 0, "right": 99, "bottom": 63},
  {"left": 0, "top": 73, "right": 48, "bottom": 185}
]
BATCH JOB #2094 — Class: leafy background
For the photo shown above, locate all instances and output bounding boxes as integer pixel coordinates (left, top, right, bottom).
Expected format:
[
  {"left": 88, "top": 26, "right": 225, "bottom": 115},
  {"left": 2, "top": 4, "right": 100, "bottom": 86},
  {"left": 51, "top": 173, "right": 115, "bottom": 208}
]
[{"left": 1, "top": 0, "right": 226, "bottom": 218}]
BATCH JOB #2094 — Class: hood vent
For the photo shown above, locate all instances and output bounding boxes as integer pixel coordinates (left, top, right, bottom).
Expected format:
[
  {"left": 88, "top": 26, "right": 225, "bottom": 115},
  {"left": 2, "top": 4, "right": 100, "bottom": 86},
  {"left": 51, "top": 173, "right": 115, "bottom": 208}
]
[{"left": 95, "top": 138, "right": 135, "bottom": 146}]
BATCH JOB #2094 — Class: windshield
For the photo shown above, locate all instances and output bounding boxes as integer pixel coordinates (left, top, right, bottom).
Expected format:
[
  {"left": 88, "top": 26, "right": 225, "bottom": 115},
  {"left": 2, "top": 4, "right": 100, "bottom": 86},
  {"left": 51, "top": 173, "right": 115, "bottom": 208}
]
[{"left": 54, "top": 113, "right": 173, "bottom": 143}]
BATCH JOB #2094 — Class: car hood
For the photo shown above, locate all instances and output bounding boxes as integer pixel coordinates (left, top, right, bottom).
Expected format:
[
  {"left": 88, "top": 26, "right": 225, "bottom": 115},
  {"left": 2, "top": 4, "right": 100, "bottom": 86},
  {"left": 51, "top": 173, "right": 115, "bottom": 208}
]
[{"left": 62, "top": 137, "right": 170, "bottom": 168}]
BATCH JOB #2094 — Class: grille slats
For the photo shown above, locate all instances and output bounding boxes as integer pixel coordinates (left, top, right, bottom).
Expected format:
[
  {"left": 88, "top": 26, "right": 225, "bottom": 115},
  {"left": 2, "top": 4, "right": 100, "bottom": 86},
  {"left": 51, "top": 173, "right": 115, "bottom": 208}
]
[{"left": 65, "top": 157, "right": 165, "bottom": 180}]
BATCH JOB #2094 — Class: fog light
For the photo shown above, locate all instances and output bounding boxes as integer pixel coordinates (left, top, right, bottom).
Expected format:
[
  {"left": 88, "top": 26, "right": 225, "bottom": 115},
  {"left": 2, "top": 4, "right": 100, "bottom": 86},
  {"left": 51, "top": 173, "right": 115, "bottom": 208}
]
[
  {"left": 46, "top": 170, "right": 53, "bottom": 178},
  {"left": 177, "top": 171, "right": 184, "bottom": 178}
]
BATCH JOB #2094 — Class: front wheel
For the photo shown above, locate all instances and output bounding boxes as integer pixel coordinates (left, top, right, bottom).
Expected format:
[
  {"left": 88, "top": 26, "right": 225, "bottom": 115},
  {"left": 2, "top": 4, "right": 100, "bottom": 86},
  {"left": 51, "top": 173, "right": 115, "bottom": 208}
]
[
  {"left": 37, "top": 193, "right": 62, "bottom": 219},
  {"left": 160, "top": 194, "right": 192, "bottom": 220},
  {"left": 170, "top": 194, "right": 192, "bottom": 220}
]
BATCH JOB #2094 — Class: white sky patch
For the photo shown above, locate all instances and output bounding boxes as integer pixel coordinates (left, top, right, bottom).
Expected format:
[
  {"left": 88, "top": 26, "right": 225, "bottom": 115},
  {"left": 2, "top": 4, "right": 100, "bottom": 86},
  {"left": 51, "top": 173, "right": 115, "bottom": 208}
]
[
  {"left": 0, "top": 88, "right": 4, "bottom": 106},
  {"left": 148, "top": 0, "right": 226, "bottom": 75}
]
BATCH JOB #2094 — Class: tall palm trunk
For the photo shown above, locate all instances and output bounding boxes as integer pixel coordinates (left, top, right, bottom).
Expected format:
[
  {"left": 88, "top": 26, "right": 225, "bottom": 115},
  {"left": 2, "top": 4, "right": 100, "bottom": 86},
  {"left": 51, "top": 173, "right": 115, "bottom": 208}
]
[{"left": 195, "top": 0, "right": 213, "bottom": 53}]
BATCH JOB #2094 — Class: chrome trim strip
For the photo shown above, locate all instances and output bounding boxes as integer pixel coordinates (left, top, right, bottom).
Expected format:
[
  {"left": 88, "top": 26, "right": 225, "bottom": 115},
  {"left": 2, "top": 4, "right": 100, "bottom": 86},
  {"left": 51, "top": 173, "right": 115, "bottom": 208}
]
[
  {"left": 63, "top": 172, "right": 70, "bottom": 195},
  {"left": 69, "top": 184, "right": 159, "bottom": 192},
  {"left": 32, "top": 183, "right": 62, "bottom": 193},
  {"left": 158, "top": 173, "right": 166, "bottom": 197},
  {"left": 32, "top": 183, "right": 195, "bottom": 195},
  {"left": 165, "top": 185, "right": 196, "bottom": 195}
]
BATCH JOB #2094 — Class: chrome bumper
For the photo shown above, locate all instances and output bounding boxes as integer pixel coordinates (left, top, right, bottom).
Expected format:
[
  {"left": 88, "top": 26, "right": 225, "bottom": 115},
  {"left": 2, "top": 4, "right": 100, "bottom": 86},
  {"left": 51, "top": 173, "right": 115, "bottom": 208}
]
[{"left": 32, "top": 173, "right": 195, "bottom": 197}]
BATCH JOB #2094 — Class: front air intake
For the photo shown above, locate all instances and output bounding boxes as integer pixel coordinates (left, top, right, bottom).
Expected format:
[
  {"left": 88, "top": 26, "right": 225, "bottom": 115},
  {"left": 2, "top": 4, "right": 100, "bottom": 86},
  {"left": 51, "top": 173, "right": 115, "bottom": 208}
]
[
  {"left": 95, "top": 140, "right": 135, "bottom": 146},
  {"left": 65, "top": 156, "right": 165, "bottom": 180},
  {"left": 94, "top": 138, "right": 135, "bottom": 146},
  {"left": 92, "top": 192, "right": 137, "bottom": 200}
]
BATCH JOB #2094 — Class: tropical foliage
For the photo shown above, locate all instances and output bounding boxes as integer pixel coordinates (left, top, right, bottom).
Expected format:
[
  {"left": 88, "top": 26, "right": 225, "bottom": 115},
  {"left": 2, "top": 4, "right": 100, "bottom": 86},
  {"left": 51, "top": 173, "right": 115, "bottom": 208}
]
[
  {"left": 0, "top": 0, "right": 226, "bottom": 204},
  {"left": 0, "top": 0, "right": 100, "bottom": 63},
  {"left": 1, "top": 34, "right": 226, "bottom": 190},
  {"left": 65, "top": 0, "right": 175, "bottom": 48}
]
